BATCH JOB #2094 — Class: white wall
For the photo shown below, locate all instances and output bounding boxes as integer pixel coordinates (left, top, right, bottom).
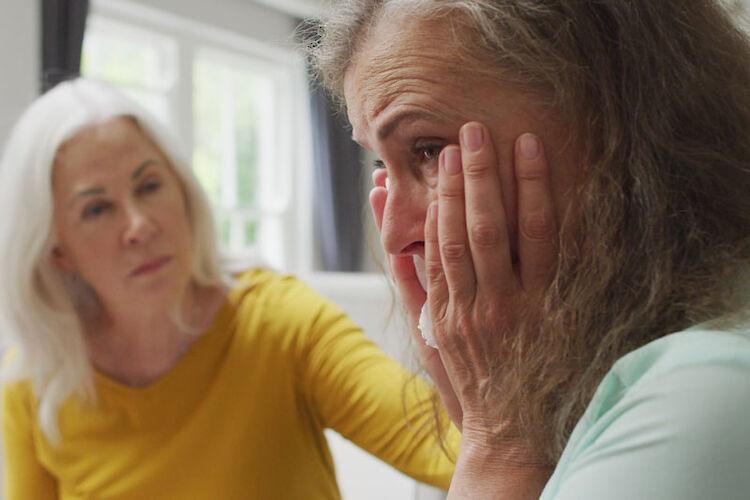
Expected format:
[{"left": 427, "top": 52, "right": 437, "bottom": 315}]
[
  {"left": 0, "top": 2, "right": 38, "bottom": 490},
  {"left": 122, "top": 0, "right": 299, "bottom": 47},
  {"left": 0, "top": 0, "right": 39, "bottom": 151}
]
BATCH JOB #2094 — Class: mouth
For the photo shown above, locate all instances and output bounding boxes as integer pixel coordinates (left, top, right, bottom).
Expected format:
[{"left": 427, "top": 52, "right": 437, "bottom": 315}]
[{"left": 130, "top": 255, "right": 173, "bottom": 277}]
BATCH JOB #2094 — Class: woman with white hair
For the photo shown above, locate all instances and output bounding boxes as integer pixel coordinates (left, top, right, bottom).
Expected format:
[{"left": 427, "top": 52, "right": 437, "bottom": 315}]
[{"left": 0, "top": 77, "right": 459, "bottom": 499}]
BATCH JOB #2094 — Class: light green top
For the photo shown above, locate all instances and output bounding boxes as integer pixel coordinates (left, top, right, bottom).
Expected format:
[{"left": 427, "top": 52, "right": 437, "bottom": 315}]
[{"left": 541, "top": 323, "right": 750, "bottom": 500}]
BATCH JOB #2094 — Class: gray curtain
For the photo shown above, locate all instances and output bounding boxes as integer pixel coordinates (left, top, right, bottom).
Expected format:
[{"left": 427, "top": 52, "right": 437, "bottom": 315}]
[
  {"left": 41, "top": 0, "right": 89, "bottom": 92},
  {"left": 309, "top": 80, "right": 364, "bottom": 272},
  {"left": 301, "top": 20, "right": 364, "bottom": 272}
]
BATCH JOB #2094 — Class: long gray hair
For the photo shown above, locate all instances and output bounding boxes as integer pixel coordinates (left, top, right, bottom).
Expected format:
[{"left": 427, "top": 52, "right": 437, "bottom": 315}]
[{"left": 308, "top": 0, "right": 750, "bottom": 460}]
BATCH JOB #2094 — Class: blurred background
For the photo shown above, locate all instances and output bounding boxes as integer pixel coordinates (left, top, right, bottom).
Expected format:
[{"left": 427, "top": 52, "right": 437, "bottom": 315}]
[
  {"left": 1, "top": 0, "right": 748, "bottom": 498},
  {"left": 1, "top": 0, "right": 386, "bottom": 277}
]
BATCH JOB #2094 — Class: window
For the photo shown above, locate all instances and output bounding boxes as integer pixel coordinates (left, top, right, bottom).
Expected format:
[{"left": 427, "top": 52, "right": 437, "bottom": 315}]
[
  {"left": 81, "top": 0, "right": 313, "bottom": 272},
  {"left": 81, "top": 16, "right": 176, "bottom": 125}
]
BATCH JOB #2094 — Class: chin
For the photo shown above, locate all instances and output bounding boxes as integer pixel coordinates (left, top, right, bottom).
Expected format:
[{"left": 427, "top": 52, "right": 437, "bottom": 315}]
[{"left": 132, "top": 264, "right": 191, "bottom": 300}]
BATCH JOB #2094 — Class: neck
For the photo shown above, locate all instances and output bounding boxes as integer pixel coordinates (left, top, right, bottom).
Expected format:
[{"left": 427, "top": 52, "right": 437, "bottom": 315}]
[{"left": 85, "top": 282, "right": 223, "bottom": 386}]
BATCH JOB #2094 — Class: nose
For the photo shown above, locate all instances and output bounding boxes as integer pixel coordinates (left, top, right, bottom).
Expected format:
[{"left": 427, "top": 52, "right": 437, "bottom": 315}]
[
  {"left": 380, "top": 178, "right": 431, "bottom": 256},
  {"left": 121, "top": 203, "right": 157, "bottom": 247}
]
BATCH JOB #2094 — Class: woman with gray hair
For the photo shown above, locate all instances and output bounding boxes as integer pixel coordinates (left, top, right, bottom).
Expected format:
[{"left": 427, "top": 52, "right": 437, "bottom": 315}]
[
  {"left": 0, "top": 78, "right": 459, "bottom": 498},
  {"left": 309, "top": 0, "right": 750, "bottom": 498}
]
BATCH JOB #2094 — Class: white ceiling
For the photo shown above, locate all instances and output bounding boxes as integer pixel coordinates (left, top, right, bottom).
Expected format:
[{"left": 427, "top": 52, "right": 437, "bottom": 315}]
[{"left": 251, "top": 0, "right": 330, "bottom": 19}]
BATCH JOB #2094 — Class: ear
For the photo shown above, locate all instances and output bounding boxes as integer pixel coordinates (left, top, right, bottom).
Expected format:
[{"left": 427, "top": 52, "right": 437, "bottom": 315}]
[{"left": 51, "top": 246, "right": 75, "bottom": 274}]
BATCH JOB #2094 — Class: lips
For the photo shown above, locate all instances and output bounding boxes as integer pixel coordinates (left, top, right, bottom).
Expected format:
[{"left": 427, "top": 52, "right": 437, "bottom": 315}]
[{"left": 130, "top": 255, "right": 172, "bottom": 277}]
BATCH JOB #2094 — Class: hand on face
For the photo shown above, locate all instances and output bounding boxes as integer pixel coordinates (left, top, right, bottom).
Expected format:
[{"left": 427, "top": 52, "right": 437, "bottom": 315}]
[
  {"left": 370, "top": 169, "right": 464, "bottom": 428},
  {"left": 426, "top": 122, "right": 558, "bottom": 443},
  {"left": 370, "top": 122, "right": 559, "bottom": 442}
]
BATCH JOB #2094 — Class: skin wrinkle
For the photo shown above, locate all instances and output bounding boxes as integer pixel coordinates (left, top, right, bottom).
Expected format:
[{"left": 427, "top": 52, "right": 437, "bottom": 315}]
[
  {"left": 345, "top": 18, "right": 580, "bottom": 263},
  {"left": 354, "top": 76, "right": 467, "bottom": 148},
  {"left": 313, "top": 1, "right": 750, "bottom": 479},
  {"left": 342, "top": 16, "right": 586, "bottom": 480}
]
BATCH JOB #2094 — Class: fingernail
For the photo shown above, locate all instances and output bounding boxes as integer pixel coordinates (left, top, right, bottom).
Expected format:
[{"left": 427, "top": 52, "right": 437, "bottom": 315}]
[
  {"left": 444, "top": 147, "right": 461, "bottom": 175},
  {"left": 462, "top": 123, "right": 484, "bottom": 152},
  {"left": 519, "top": 133, "right": 540, "bottom": 159}
]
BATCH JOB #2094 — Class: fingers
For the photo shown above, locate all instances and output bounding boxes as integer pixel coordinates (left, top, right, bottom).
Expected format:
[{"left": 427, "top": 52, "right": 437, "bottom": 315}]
[
  {"left": 436, "top": 146, "right": 477, "bottom": 303},
  {"left": 459, "top": 122, "right": 515, "bottom": 297},
  {"left": 370, "top": 168, "right": 388, "bottom": 232},
  {"left": 369, "top": 186, "right": 387, "bottom": 233},
  {"left": 515, "top": 133, "right": 558, "bottom": 292},
  {"left": 372, "top": 168, "right": 387, "bottom": 189},
  {"left": 425, "top": 201, "right": 449, "bottom": 323}
]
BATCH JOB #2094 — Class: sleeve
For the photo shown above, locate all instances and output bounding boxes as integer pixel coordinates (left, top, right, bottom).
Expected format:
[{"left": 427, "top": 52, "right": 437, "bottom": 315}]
[
  {"left": 552, "top": 363, "right": 750, "bottom": 500},
  {"left": 286, "top": 277, "right": 460, "bottom": 491},
  {"left": 2, "top": 383, "right": 58, "bottom": 500}
]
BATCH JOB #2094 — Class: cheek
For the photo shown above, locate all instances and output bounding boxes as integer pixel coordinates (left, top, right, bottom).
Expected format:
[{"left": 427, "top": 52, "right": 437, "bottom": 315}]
[
  {"left": 77, "top": 233, "right": 118, "bottom": 265},
  {"left": 160, "top": 192, "right": 193, "bottom": 248},
  {"left": 380, "top": 176, "right": 433, "bottom": 253},
  {"left": 63, "top": 232, "right": 120, "bottom": 287}
]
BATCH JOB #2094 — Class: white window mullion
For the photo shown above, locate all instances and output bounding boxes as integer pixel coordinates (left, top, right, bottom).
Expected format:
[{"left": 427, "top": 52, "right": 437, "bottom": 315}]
[
  {"left": 84, "top": 0, "right": 311, "bottom": 272},
  {"left": 174, "top": 37, "right": 194, "bottom": 154},
  {"left": 219, "top": 70, "right": 242, "bottom": 251}
]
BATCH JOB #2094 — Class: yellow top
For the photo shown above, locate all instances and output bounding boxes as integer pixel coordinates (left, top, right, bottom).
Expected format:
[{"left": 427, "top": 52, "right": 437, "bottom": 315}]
[{"left": 2, "top": 269, "right": 459, "bottom": 499}]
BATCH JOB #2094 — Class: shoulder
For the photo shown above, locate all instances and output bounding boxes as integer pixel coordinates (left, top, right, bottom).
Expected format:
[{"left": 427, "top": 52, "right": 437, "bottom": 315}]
[
  {"left": 609, "top": 330, "right": 750, "bottom": 453},
  {"left": 1, "top": 349, "right": 32, "bottom": 409},
  {"left": 2, "top": 377, "right": 35, "bottom": 423},
  {"left": 613, "top": 327, "right": 750, "bottom": 384},
  {"left": 547, "top": 327, "right": 750, "bottom": 499},
  {"left": 228, "top": 268, "right": 340, "bottom": 316},
  {"left": 225, "top": 268, "right": 351, "bottom": 346}
]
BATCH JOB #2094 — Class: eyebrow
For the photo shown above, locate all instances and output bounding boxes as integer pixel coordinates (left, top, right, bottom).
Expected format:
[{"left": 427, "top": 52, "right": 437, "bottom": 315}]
[
  {"left": 131, "top": 159, "right": 158, "bottom": 180},
  {"left": 67, "top": 159, "right": 160, "bottom": 207},
  {"left": 68, "top": 187, "right": 106, "bottom": 207},
  {"left": 375, "top": 110, "right": 443, "bottom": 142}
]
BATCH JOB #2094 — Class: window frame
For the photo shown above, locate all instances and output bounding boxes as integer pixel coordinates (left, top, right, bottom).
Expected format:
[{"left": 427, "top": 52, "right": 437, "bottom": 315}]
[{"left": 85, "top": 0, "right": 315, "bottom": 273}]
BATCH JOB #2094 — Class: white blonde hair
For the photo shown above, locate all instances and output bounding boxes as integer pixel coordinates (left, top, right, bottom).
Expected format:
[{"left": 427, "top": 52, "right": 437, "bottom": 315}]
[{"left": 0, "top": 78, "right": 228, "bottom": 443}]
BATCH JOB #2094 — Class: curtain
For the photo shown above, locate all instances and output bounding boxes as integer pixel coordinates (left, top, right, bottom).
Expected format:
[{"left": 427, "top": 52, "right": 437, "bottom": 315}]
[
  {"left": 41, "top": 0, "right": 89, "bottom": 93},
  {"left": 309, "top": 79, "right": 364, "bottom": 272},
  {"left": 301, "top": 20, "right": 365, "bottom": 272}
]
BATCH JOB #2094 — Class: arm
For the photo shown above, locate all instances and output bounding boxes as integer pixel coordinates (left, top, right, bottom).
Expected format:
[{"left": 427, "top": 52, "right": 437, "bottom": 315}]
[
  {"left": 292, "top": 281, "right": 460, "bottom": 490},
  {"left": 2, "top": 383, "right": 58, "bottom": 499}
]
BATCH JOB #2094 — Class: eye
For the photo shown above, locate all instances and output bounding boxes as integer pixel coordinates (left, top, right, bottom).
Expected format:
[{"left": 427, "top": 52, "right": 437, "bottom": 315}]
[
  {"left": 81, "top": 201, "right": 112, "bottom": 220},
  {"left": 137, "top": 180, "right": 161, "bottom": 196},
  {"left": 373, "top": 159, "right": 385, "bottom": 170},
  {"left": 413, "top": 143, "right": 444, "bottom": 164}
]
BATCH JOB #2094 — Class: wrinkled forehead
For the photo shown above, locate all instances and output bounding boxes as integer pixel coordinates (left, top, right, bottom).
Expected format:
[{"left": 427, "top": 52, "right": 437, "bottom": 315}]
[{"left": 343, "top": 14, "right": 470, "bottom": 142}]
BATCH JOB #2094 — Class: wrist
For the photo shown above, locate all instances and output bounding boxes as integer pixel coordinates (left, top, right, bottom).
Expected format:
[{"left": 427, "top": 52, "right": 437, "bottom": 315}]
[
  {"left": 448, "top": 431, "right": 552, "bottom": 500},
  {"left": 459, "top": 431, "right": 550, "bottom": 470}
]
